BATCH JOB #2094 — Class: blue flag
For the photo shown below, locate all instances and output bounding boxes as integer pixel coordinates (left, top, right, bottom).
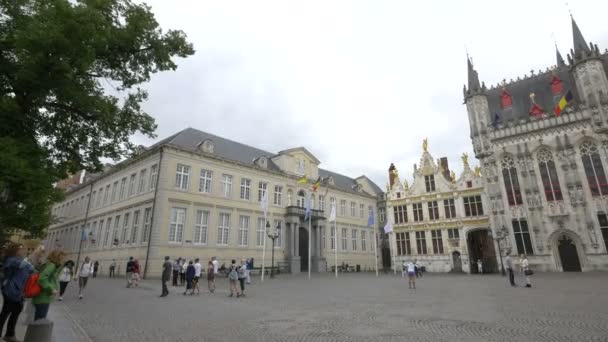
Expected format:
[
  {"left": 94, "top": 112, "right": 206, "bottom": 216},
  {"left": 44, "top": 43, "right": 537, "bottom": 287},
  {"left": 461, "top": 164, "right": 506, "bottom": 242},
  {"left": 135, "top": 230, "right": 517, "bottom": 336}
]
[
  {"left": 305, "top": 195, "right": 312, "bottom": 221},
  {"left": 367, "top": 208, "right": 375, "bottom": 227}
]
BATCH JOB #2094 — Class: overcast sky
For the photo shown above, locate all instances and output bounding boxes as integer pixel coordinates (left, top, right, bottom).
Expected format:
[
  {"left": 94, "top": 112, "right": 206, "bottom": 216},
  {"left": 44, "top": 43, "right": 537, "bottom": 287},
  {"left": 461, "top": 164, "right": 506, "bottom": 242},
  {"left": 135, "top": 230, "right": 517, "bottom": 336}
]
[{"left": 130, "top": 0, "right": 608, "bottom": 189}]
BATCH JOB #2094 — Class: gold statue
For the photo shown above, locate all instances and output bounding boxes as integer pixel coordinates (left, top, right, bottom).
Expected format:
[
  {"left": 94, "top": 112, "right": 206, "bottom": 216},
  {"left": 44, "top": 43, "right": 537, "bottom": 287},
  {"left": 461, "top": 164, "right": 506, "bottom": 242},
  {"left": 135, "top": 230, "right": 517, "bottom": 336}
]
[
  {"left": 422, "top": 138, "right": 428, "bottom": 152},
  {"left": 403, "top": 179, "right": 409, "bottom": 189},
  {"left": 450, "top": 170, "right": 456, "bottom": 183},
  {"left": 474, "top": 166, "right": 482, "bottom": 177},
  {"left": 461, "top": 153, "right": 469, "bottom": 167}
]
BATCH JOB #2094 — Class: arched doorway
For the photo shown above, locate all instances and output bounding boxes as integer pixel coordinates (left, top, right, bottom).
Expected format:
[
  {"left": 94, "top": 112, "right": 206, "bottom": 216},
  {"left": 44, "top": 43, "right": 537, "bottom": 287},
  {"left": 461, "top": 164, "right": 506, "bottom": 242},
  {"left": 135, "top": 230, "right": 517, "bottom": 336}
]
[
  {"left": 558, "top": 235, "right": 582, "bottom": 272},
  {"left": 467, "top": 229, "right": 497, "bottom": 273},
  {"left": 452, "top": 251, "right": 462, "bottom": 272},
  {"left": 299, "top": 227, "right": 309, "bottom": 271},
  {"left": 297, "top": 191, "right": 306, "bottom": 208}
]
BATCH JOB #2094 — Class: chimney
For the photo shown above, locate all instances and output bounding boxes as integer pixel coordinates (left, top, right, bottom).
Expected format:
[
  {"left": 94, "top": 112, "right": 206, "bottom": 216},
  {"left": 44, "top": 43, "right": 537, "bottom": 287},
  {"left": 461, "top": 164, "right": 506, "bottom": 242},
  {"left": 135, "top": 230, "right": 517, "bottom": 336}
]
[{"left": 440, "top": 157, "right": 450, "bottom": 180}]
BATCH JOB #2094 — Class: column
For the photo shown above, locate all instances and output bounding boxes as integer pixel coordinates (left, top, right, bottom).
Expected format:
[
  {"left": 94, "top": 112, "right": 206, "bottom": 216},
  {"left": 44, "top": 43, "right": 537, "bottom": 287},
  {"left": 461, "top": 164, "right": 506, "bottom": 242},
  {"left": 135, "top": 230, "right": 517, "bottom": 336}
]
[{"left": 294, "top": 221, "right": 299, "bottom": 257}]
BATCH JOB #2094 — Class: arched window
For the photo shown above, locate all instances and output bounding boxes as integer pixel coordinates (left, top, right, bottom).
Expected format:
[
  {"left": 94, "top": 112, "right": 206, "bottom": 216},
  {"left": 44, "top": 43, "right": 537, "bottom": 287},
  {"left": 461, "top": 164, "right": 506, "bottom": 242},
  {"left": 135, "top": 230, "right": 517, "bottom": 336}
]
[
  {"left": 501, "top": 155, "right": 523, "bottom": 206},
  {"left": 297, "top": 190, "right": 306, "bottom": 208},
  {"left": 580, "top": 142, "right": 608, "bottom": 196},
  {"left": 537, "top": 149, "right": 563, "bottom": 201}
]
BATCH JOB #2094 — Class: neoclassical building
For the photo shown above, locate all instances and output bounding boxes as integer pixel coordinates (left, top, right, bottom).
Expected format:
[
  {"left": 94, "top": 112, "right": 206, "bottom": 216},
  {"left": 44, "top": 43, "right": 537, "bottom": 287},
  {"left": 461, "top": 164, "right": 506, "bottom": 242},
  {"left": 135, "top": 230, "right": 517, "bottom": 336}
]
[
  {"left": 46, "top": 128, "right": 383, "bottom": 276},
  {"left": 386, "top": 141, "right": 490, "bottom": 273},
  {"left": 464, "top": 17, "right": 608, "bottom": 272}
]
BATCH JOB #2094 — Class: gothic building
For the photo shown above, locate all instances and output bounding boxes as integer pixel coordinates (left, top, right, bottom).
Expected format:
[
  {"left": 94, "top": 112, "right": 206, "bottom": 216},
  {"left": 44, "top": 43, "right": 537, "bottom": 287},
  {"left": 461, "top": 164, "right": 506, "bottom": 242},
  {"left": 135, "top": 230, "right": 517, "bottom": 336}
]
[{"left": 464, "top": 17, "right": 608, "bottom": 272}]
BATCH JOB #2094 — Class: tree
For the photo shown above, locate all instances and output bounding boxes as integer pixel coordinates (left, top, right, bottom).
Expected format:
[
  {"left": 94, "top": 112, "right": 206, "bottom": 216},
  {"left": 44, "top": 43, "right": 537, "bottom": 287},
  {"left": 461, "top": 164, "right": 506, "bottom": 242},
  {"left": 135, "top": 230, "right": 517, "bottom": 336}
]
[{"left": 0, "top": 0, "right": 195, "bottom": 245}]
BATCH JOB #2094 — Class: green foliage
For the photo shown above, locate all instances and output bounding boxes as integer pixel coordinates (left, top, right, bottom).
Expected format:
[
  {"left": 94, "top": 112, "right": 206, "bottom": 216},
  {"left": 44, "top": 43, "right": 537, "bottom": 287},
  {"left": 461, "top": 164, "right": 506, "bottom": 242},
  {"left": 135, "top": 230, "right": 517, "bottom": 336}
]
[{"left": 0, "top": 0, "right": 195, "bottom": 241}]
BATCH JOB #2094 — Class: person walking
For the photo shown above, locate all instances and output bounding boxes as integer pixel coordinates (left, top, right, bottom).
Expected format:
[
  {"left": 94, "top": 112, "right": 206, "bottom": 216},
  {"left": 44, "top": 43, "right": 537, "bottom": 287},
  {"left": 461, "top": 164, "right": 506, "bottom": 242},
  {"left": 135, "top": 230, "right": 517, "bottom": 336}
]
[
  {"left": 207, "top": 260, "right": 216, "bottom": 293},
  {"left": 238, "top": 259, "right": 247, "bottom": 297},
  {"left": 406, "top": 261, "right": 417, "bottom": 289},
  {"left": 414, "top": 260, "right": 423, "bottom": 278},
  {"left": 160, "top": 256, "right": 171, "bottom": 297},
  {"left": 126, "top": 257, "right": 135, "bottom": 288},
  {"left": 77, "top": 257, "right": 92, "bottom": 299},
  {"left": 212, "top": 256, "right": 219, "bottom": 276},
  {"left": 505, "top": 254, "right": 516, "bottom": 287},
  {"left": 228, "top": 260, "right": 240, "bottom": 298},
  {"left": 477, "top": 259, "right": 483, "bottom": 274},
  {"left": 184, "top": 261, "right": 195, "bottom": 295},
  {"left": 131, "top": 259, "right": 141, "bottom": 287},
  {"left": 0, "top": 243, "right": 41, "bottom": 342},
  {"left": 401, "top": 261, "right": 407, "bottom": 277},
  {"left": 109, "top": 259, "right": 116, "bottom": 278},
  {"left": 33, "top": 250, "right": 65, "bottom": 320},
  {"left": 246, "top": 258, "right": 254, "bottom": 284},
  {"left": 93, "top": 261, "right": 99, "bottom": 278},
  {"left": 193, "top": 258, "right": 202, "bottom": 295},
  {"left": 58, "top": 260, "right": 74, "bottom": 301},
  {"left": 172, "top": 258, "right": 180, "bottom": 287},
  {"left": 179, "top": 259, "right": 187, "bottom": 286},
  {"left": 520, "top": 254, "right": 532, "bottom": 288}
]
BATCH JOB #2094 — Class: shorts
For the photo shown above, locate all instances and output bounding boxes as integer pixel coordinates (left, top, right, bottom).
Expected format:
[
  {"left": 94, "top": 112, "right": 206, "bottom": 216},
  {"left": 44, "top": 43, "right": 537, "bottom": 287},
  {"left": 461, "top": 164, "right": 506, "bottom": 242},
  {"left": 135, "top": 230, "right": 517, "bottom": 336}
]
[
  {"left": 79, "top": 276, "right": 89, "bottom": 287},
  {"left": 407, "top": 272, "right": 416, "bottom": 278},
  {"left": 193, "top": 276, "right": 200, "bottom": 284}
]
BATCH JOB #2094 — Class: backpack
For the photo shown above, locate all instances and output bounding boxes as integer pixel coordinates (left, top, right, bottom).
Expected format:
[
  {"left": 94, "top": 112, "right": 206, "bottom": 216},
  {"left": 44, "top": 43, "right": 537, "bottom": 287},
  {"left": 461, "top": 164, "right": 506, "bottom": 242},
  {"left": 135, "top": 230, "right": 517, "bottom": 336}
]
[
  {"left": 24, "top": 273, "right": 41, "bottom": 298},
  {"left": 228, "top": 268, "right": 238, "bottom": 281}
]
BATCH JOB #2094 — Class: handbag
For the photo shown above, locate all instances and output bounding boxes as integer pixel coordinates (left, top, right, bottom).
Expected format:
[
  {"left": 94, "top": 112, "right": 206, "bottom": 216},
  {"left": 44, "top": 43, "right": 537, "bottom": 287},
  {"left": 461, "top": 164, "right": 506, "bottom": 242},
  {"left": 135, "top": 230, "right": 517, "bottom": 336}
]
[{"left": 524, "top": 269, "right": 533, "bottom": 276}]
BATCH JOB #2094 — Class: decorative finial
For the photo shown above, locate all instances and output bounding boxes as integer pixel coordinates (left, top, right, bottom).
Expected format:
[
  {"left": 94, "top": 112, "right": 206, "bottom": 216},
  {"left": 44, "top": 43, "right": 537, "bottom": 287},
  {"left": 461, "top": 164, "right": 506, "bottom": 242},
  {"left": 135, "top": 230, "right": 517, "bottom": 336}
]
[
  {"left": 474, "top": 166, "right": 482, "bottom": 177},
  {"left": 461, "top": 153, "right": 469, "bottom": 167},
  {"left": 450, "top": 170, "right": 456, "bottom": 184},
  {"left": 422, "top": 138, "right": 429, "bottom": 152},
  {"left": 529, "top": 92, "right": 537, "bottom": 104},
  {"left": 403, "top": 179, "right": 409, "bottom": 190}
]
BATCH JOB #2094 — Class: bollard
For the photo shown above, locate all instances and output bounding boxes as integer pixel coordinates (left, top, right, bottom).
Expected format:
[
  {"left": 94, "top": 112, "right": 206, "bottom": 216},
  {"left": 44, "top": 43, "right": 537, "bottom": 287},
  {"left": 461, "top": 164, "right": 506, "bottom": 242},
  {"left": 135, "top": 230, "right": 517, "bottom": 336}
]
[{"left": 24, "top": 319, "right": 54, "bottom": 342}]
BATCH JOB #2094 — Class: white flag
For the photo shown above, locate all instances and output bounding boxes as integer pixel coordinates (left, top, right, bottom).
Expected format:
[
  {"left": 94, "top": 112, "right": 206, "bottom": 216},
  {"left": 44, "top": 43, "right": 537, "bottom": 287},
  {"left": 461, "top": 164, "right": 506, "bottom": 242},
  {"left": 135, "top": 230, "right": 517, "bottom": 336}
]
[
  {"left": 383, "top": 221, "right": 393, "bottom": 234},
  {"left": 328, "top": 204, "right": 337, "bottom": 222},
  {"left": 261, "top": 190, "right": 269, "bottom": 219}
]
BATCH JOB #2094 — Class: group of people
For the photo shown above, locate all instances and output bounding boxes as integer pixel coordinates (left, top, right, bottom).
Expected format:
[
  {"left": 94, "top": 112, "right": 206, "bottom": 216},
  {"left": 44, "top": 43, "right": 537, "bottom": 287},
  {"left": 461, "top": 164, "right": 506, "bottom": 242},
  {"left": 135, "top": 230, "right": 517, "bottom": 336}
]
[
  {"left": 57, "top": 256, "right": 94, "bottom": 300},
  {"left": 160, "top": 256, "right": 254, "bottom": 298},
  {"left": 505, "top": 254, "right": 532, "bottom": 288},
  {"left": 402, "top": 260, "right": 423, "bottom": 289}
]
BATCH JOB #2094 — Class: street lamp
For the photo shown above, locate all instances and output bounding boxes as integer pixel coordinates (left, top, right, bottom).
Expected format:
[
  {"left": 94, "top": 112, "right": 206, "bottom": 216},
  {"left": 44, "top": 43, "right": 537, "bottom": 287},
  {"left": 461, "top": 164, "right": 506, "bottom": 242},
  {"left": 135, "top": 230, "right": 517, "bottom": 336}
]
[
  {"left": 489, "top": 226, "right": 509, "bottom": 276},
  {"left": 267, "top": 221, "right": 280, "bottom": 278}
]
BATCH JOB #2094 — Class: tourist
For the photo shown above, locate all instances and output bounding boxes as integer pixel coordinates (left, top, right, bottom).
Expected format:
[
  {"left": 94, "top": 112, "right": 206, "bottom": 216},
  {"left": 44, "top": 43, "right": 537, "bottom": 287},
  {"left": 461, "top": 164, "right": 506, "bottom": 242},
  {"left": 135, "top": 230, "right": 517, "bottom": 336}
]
[
  {"left": 0, "top": 243, "right": 42, "bottom": 341},
  {"left": 212, "top": 256, "right": 219, "bottom": 275},
  {"left": 172, "top": 258, "right": 180, "bottom": 287},
  {"left": 33, "top": 250, "right": 65, "bottom": 320},
  {"left": 184, "top": 260, "right": 195, "bottom": 295},
  {"left": 520, "top": 254, "right": 532, "bottom": 288},
  {"left": 160, "top": 256, "right": 171, "bottom": 297},
  {"left": 78, "top": 256, "right": 93, "bottom": 299},
  {"left": 238, "top": 259, "right": 247, "bottom": 297},
  {"left": 58, "top": 260, "right": 73, "bottom": 301},
  {"left": 207, "top": 260, "right": 216, "bottom": 293},
  {"left": 414, "top": 260, "right": 423, "bottom": 278},
  {"left": 406, "top": 261, "right": 417, "bottom": 289},
  {"left": 179, "top": 258, "right": 187, "bottom": 286},
  {"left": 505, "top": 254, "right": 516, "bottom": 287},
  {"left": 126, "top": 256, "right": 134, "bottom": 288},
  {"left": 93, "top": 260, "right": 99, "bottom": 278},
  {"left": 131, "top": 259, "right": 141, "bottom": 287},
  {"left": 246, "top": 258, "right": 254, "bottom": 284},
  {"left": 401, "top": 261, "right": 407, "bottom": 277},
  {"left": 109, "top": 259, "right": 116, "bottom": 278},
  {"left": 228, "top": 260, "right": 240, "bottom": 298},
  {"left": 193, "top": 258, "right": 202, "bottom": 295},
  {"left": 477, "top": 259, "right": 483, "bottom": 274}
]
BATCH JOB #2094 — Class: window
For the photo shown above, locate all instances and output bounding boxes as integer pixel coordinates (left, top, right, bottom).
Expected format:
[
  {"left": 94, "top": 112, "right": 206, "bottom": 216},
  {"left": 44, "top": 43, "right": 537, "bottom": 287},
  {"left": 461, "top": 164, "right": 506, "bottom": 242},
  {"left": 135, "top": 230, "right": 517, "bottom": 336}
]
[
  {"left": 168, "top": 208, "right": 186, "bottom": 243},
  {"left": 330, "top": 197, "right": 336, "bottom": 213},
  {"left": 393, "top": 205, "right": 408, "bottom": 224},
  {"left": 95, "top": 220, "right": 103, "bottom": 246},
  {"left": 90, "top": 191, "right": 96, "bottom": 210},
  {"left": 330, "top": 227, "right": 336, "bottom": 250},
  {"left": 258, "top": 182, "right": 268, "bottom": 202},
  {"left": 104, "top": 185, "right": 110, "bottom": 205},
  {"left": 350, "top": 202, "right": 356, "bottom": 217},
  {"left": 121, "top": 213, "right": 130, "bottom": 244},
  {"left": 240, "top": 178, "right": 251, "bottom": 200},
  {"left": 319, "top": 195, "right": 325, "bottom": 212},
  {"left": 217, "top": 213, "right": 231, "bottom": 245},
  {"left": 598, "top": 213, "right": 608, "bottom": 252},
  {"left": 537, "top": 149, "right": 563, "bottom": 201},
  {"left": 274, "top": 185, "right": 283, "bottom": 206},
  {"left": 340, "top": 200, "right": 346, "bottom": 216},
  {"left": 141, "top": 208, "right": 151, "bottom": 243},
  {"left": 175, "top": 164, "right": 190, "bottom": 190},
  {"left": 198, "top": 169, "right": 212, "bottom": 193},
  {"left": 89, "top": 222, "right": 97, "bottom": 248},
  {"left": 443, "top": 199, "right": 456, "bottom": 219},
  {"left": 111, "top": 182, "right": 118, "bottom": 203},
  {"left": 361, "top": 231, "right": 367, "bottom": 251},
  {"left": 359, "top": 203, "right": 365, "bottom": 218},
  {"left": 512, "top": 219, "right": 534, "bottom": 255},
  {"left": 238, "top": 215, "right": 250, "bottom": 246},
  {"left": 580, "top": 142, "right": 608, "bottom": 197},
  {"left": 297, "top": 191, "right": 306, "bottom": 208},
  {"left": 425, "top": 175, "right": 436, "bottom": 192},
  {"left": 447, "top": 228, "right": 460, "bottom": 240},
  {"left": 501, "top": 155, "right": 523, "bottom": 206},
  {"left": 138, "top": 169, "right": 147, "bottom": 193},
  {"left": 149, "top": 164, "right": 158, "bottom": 190},
  {"left": 103, "top": 218, "right": 111, "bottom": 247},
  {"left": 119, "top": 177, "right": 127, "bottom": 200},
  {"left": 428, "top": 201, "right": 439, "bottom": 220},
  {"left": 274, "top": 219, "right": 283, "bottom": 247},
  {"left": 431, "top": 229, "right": 444, "bottom": 254},
  {"left": 463, "top": 195, "right": 484, "bottom": 217},
  {"left": 413, "top": 203, "right": 424, "bottom": 222},
  {"left": 111, "top": 215, "right": 120, "bottom": 246},
  {"left": 322, "top": 228, "right": 326, "bottom": 249},
  {"left": 256, "top": 218, "right": 266, "bottom": 247},
  {"left": 128, "top": 173, "right": 137, "bottom": 196},
  {"left": 221, "top": 174, "right": 232, "bottom": 198},
  {"left": 379, "top": 207, "right": 386, "bottom": 222},
  {"left": 396, "top": 232, "right": 412, "bottom": 255},
  {"left": 415, "top": 231, "right": 427, "bottom": 254},
  {"left": 130, "top": 211, "right": 140, "bottom": 244},
  {"left": 351, "top": 229, "right": 357, "bottom": 250},
  {"left": 194, "top": 210, "right": 209, "bottom": 244},
  {"left": 341, "top": 228, "right": 348, "bottom": 250}
]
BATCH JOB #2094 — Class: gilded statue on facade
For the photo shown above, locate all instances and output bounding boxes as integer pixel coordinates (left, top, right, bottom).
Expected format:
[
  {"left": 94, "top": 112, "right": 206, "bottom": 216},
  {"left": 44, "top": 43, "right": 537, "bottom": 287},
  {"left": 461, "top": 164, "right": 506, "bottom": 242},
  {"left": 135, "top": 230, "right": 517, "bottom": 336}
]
[
  {"left": 403, "top": 179, "right": 409, "bottom": 189},
  {"left": 422, "top": 138, "right": 428, "bottom": 152},
  {"left": 450, "top": 170, "right": 456, "bottom": 183},
  {"left": 461, "top": 153, "right": 469, "bottom": 167},
  {"left": 474, "top": 166, "right": 482, "bottom": 177}
]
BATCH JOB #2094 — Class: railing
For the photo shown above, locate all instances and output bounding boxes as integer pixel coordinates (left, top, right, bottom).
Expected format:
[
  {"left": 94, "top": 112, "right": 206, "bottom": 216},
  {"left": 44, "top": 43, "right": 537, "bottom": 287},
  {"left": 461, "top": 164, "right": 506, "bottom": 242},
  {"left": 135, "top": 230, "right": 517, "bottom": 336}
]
[{"left": 285, "top": 206, "right": 325, "bottom": 219}]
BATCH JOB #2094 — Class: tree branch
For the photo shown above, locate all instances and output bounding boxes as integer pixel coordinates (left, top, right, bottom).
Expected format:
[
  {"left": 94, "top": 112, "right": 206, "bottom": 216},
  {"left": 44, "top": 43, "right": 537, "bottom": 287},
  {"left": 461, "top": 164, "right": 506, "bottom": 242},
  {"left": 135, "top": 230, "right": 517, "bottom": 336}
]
[{"left": 44, "top": 102, "right": 95, "bottom": 120}]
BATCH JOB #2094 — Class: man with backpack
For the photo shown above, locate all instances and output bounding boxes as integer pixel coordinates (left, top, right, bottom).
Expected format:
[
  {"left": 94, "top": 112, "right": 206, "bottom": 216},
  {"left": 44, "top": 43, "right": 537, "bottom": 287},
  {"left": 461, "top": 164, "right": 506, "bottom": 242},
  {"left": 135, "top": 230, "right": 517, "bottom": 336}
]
[{"left": 126, "top": 257, "right": 134, "bottom": 288}]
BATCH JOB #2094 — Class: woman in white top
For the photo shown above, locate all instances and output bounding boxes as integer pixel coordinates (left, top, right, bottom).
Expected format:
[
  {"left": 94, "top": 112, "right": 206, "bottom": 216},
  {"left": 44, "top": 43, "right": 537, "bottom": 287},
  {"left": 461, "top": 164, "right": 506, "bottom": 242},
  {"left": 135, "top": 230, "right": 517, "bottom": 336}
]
[
  {"left": 406, "top": 262, "right": 417, "bottom": 289},
  {"left": 58, "top": 261, "right": 74, "bottom": 301},
  {"left": 520, "top": 254, "right": 531, "bottom": 288},
  {"left": 78, "top": 256, "right": 93, "bottom": 299}
]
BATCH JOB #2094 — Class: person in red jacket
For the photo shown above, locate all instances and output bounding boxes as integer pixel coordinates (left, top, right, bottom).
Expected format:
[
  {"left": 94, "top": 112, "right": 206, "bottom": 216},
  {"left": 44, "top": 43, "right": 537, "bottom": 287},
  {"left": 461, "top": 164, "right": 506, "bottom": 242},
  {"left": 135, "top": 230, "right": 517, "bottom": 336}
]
[{"left": 131, "top": 259, "right": 141, "bottom": 287}]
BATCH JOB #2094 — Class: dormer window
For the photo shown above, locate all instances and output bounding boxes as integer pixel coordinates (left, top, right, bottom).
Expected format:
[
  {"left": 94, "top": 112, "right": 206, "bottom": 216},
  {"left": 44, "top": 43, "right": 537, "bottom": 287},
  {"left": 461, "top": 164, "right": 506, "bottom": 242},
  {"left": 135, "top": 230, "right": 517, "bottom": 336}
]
[
  {"left": 255, "top": 157, "right": 268, "bottom": 169},
  {"left": 197, "top": 139, "right": 214, "bottom": 154},
  {"left": 328, "top": 176, "right": 335, "bottom": 186}
]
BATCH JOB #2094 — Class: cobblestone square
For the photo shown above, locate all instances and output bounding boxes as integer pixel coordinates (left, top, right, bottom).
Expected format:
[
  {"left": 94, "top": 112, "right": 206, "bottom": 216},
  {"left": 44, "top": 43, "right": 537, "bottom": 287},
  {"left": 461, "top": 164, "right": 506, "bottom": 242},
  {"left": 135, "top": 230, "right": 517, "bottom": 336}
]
[{"left": 58, "top": 272, "right": 608, "bottom": 342}]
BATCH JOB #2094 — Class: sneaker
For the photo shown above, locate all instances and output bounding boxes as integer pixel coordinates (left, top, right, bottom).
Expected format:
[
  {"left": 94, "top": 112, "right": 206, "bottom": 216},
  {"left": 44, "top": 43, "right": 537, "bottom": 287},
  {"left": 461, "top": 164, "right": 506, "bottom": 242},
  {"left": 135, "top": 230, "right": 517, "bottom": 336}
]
[
  {"left": 58, "top": 296, "right": 63, "bottom": 301},
  {"left": 78, "top": 294, "right": 83, "bottom": 299}
]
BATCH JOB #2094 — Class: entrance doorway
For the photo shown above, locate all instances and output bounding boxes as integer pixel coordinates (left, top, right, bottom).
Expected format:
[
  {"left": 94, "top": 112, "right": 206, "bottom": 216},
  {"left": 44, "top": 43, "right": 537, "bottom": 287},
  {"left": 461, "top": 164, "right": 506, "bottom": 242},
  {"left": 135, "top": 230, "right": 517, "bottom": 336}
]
[
  {"left": 299, "top": 227, "right": 309, "bottom": 271},
  {"left": 467, "top": 229, "right": 497, "bottom": 273},
  {"left": 452, "top": 251, "right": 462, "bottom": 272},
  {"left": 558, "top": 235, "right": 581, "bottom": 272}
]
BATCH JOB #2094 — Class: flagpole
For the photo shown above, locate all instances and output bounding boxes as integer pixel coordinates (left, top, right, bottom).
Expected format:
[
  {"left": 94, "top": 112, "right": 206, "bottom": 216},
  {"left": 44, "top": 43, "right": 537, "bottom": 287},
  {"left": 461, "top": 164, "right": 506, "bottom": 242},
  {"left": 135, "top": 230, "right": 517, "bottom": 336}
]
[
  {"left": 391, "top": 232, "right": 396, "bottom": 275},
  {"left": 308, "top": 214, "right": 312, "bottom": 280},
  {"left": 334, "top": 221, "right": 338, "bottom": 278},
  {"left": 374, "top": 231, "right": 379, "bottom": 277},
  {"left": 261, "top": 216, "right": 267, "bottom": 283}
]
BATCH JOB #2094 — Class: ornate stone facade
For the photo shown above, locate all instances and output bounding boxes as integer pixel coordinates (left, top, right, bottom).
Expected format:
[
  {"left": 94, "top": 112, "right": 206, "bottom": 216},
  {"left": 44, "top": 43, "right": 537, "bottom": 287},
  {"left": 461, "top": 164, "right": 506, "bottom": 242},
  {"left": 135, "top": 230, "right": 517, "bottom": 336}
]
[{"left": 464, "top": 17, "right": 608, "bottom": 272}]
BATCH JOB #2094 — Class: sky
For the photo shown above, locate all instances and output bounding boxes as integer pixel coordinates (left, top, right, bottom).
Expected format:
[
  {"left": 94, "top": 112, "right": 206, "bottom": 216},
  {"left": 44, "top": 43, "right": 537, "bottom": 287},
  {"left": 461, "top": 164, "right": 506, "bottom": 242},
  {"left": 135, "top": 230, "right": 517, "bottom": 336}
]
[{"left": 129, "top": 0, "right": 608, "bottom": 189}]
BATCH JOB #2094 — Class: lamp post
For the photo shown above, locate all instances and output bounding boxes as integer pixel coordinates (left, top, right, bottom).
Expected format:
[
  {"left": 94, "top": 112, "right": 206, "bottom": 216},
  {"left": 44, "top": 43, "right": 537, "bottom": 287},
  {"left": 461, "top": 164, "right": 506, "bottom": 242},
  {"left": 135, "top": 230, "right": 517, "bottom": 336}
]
[
  {"left": 267, "top": 221, "right": 280, "bottom": 278},
  {"left": 490, "top": 226, "right": 508, "bottom": 276}
]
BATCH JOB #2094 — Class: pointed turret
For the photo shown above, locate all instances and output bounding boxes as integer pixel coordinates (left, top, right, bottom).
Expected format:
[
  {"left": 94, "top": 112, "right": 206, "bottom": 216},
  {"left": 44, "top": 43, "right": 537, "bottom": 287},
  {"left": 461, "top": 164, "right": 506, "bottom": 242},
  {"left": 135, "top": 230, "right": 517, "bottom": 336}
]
[
  {"left": 556, "top": 46, "right": 566, "bottom": 68},
  {"left": 467, "top": 58, "right": 481, "bottom": 92},
  {"left": 571, "top": 15, "right": 590, "bottom": 55}
]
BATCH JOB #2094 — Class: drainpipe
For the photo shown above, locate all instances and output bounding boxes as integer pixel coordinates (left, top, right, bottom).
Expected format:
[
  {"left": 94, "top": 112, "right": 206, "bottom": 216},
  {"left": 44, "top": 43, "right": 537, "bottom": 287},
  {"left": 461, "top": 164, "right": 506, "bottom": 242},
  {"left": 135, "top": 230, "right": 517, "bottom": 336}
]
[{"left": 143, "top": 147, "right": 164, "bottom": 279}]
